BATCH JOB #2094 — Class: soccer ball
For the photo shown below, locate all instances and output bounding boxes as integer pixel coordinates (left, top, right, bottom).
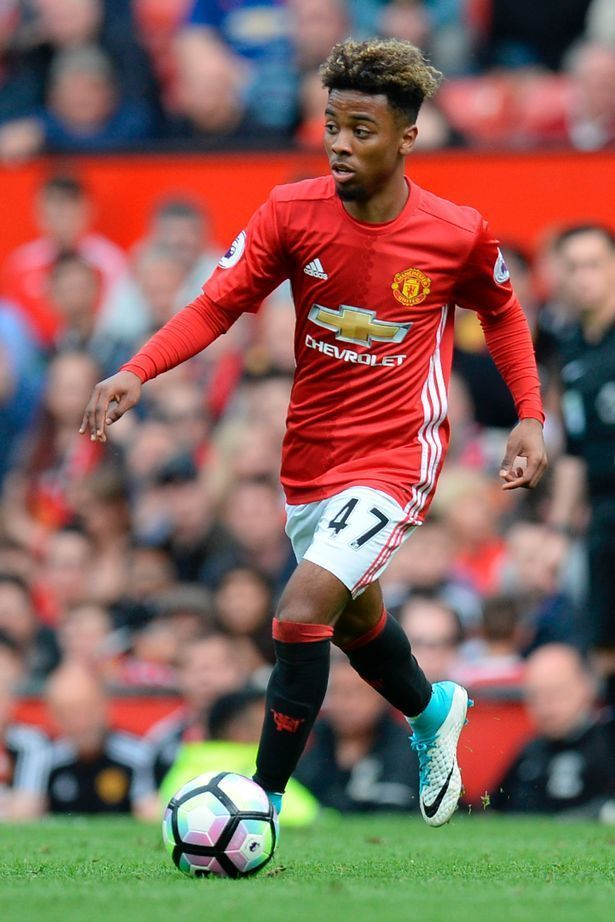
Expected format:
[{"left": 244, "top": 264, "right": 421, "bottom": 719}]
[{"left": 162, "top": 771, "right": 278, "bottom": 878}]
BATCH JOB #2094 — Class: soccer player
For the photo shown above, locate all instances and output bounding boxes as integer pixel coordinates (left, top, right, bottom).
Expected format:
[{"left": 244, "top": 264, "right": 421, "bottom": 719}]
[{"left": 81, "top": 39, "right": 547, "bottom": 828}]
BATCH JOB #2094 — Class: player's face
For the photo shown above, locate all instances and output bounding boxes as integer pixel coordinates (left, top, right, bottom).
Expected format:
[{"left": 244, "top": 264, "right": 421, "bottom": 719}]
[{"left": 324, "top": 90, "right": 417, "bottom": 203}]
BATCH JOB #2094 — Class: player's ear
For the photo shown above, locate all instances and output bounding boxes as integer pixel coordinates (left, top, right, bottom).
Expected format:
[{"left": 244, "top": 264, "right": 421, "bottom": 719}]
[{"left": 399, "top": 123, "right": 418, "bottom": 156}]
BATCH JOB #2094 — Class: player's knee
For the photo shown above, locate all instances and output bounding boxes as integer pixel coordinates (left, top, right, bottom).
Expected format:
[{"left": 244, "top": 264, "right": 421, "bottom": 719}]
[
  {"left": 332, "top": 611, "right": 374, "bottom": 648},
  {"left": 275, "top": 596, "right": 335, "bottom": 626}
]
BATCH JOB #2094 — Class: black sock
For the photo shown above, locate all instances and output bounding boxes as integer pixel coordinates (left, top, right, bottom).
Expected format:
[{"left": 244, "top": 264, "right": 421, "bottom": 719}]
[
  {"left": 253, "top": 621, "right": 332, "bottom": 793},
  {"left": 343, "top": 610, "right": 431, "bottom": 716}
]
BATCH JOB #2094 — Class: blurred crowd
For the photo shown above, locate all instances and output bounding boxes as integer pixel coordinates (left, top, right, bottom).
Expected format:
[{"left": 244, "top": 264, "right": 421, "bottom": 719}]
[
  {"left": 0, "top": 168, "right": 614, "bottom": 821},
  {"left": 1, "top": 0, "right": 615, "bottom": 163}
]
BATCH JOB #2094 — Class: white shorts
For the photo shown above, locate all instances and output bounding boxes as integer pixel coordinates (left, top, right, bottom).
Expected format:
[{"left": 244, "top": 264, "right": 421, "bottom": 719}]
[{"left": 285, "top": 486, "right": 417, "bottom": 599}]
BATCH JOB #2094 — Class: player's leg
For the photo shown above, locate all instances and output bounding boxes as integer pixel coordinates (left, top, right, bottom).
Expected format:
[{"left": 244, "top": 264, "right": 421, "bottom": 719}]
[
  {"left": 252, "top": 558, "right": 351, "bottom": 810},
  {"left": 253, "top": 487, "right": 405, "bottom": 809},
  {"left": 253, "top": 486, "right": 469, "bottom": 827},
  {"left": 333, "top": 581, "right": 432, "bottom": 718}
]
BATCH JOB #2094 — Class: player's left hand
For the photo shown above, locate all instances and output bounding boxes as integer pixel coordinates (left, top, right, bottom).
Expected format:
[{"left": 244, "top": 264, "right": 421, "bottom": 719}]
[{"left": 499, "top": 418, "right": 548, "bottom": 490}]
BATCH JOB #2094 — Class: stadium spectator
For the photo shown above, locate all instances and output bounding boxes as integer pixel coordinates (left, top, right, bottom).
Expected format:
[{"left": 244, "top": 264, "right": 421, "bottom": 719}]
[
  {"left": 214, "top": 566, "right": 275, "bottom": 663},
  {"left": 48, "top": 253, "right": 98, "bottom": 347},
  {"left": 147, "top": 198, "right": 219, "bottom": 296},
  {"left": 0, "top": 45, "right": 154, "bottom": 160},
  {"left": 479, "top": 0, "right": 595, "bottom": 71},
  {"left": 1, "top": 174, "right": 126, "bottom": 347},
  {"left": 246, "top": 292, "right": 296, "bottom": 376},
  {"left": 144, "top": 634, "right": 252, "bottom": 789},
  {"left": 56, "top": 603, "right": 116, "bottom": 679},
  {"left": 129, "top": 244, "right": 191, "bottom": 334},
  {"left": 0, "top": 670, "right": 50, "bottom": 820},
  {"left": 500, "top": 522, "right": 581, "bottom": 651},
  {"left": 123, "top": 421, "right": 178, "bottom": 486},
  {"left": 146, "top": 382, "right": 211, "bottom": 462},
  {"left": 0, "top": 0, "right": 158, "bottom": 124},
  {"left": 295, "top": 655, "right": 420, "bottom": 812},
  {"left": 152, "top": 584, "right": 216, "bottom": 645},
  {"left": 208, "top": 687, "right": 268, "bottom": 743},
  {"left": 31, "top": 527, "right": 96, "bottom": 628},
  {"left": 147, "top": 454, "right": 241, "bottom": 585},
  {"left": 99, "top": 198, "right": 220, "bottom": 343},
  {"left": 0, "top": 573, "right": 59, "bottom": 681},
  {"left": 132, "top": 0, "right": 193, "bottom": 106},
  {"left": 113, "top": 544, "right": 178, "bottom": 630},
  {"left": 378, "top": 0, "right": 430, "bottom": 47},
  {"left": 398, "top": 596, "right": 464, "bottom": 683},
  {"left": 0, "top": 540, "right": 36, "bottom": 587},
  {"left": 241, "top": 374, "right": 293, "bottom": 444},
  {"left": 183, "top": 0, "right": 297, "bottom": 133},
  {"left": 452, "top": 595, "right": 525, "bottom": 690},
  {"left": 0, "top": 298, "right": 45, "bottom": 482},
  {"left": 290, "top": 0, "right": 348, "bottom": 74},
  {"left": 295, "top": 68, "right": 329, "bottom": 148},
  {"left": 423, "top": 0, "right": 475, "bottom": 75},
  {"left": 433, "top": 468, "right": 508, "bottom": 596},
  {"left": 490, "top": 645, "right": 615, "bottom": 817},
  {"left": 115, "top": 619, "right": 179, "bottom": 690},
  {"left": 563, "top": 41, "right": 615, "bottom": 151},
  {"left": 72, "top": 466, "right": 132, "bottom": 608},
  {"left": 2, "top": 352, "right": 102, "bottom": 551},
  {"left": 45, "top": 664, "right": 154, "bottom": 815},
  {"left": 380, "top": 519, "right": 482, "bottom": 629},
  {"left": 49, "top": 253, "right": 135, "bottom": 379},
  {"left": 374, "top": 1, "right": 474, "bottom": 78},
  {"left": 523, "top": 42, "right": 615, "bottom": 150},
  {"left": 168, "top": 31, "right": 259, "bottom": 140},
  {"left": 212, "top": 420, "right": 285, "bottom": 497},
  {"left": 44, "top": 44, "right": 149, "bottom": 150},
  {"left": 221, "top": 478, "right": 294, "bottom": 591}
]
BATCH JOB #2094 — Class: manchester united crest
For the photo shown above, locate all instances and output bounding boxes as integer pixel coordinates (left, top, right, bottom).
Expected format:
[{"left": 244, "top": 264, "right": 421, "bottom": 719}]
[{"left": 391, "top": 267, "right": 431, "bottom": 307}]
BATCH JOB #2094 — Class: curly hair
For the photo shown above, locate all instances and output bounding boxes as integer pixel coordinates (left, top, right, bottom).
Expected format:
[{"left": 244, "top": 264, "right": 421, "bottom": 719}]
[{"left": 320, "top": 38, "right": 443, "bottom": 123}]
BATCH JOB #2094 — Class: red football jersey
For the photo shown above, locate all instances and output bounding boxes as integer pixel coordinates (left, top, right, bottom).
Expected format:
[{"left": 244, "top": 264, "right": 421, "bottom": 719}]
[
  {"left": 123, "top": 176, "right": 543, "bottom": 520},
  {"left": 203, "top": 176, "right": 541, "bottom": 517}
]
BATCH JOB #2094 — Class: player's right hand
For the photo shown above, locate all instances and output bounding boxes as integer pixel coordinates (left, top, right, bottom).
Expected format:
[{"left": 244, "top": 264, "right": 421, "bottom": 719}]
[{"left": 79, "top": 370, "right": 142, "bottom": 442}]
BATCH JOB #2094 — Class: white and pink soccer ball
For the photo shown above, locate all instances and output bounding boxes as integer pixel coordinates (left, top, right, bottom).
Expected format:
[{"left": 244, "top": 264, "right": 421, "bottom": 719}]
[{"left": 162, "top": 771, "right": 279, "bottom": 878}]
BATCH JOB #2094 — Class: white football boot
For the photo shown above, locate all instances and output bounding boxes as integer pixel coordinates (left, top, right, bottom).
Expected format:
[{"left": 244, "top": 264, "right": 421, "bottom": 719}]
[{"left": 410, "top": 681, "right": 472, "bottom": 827}]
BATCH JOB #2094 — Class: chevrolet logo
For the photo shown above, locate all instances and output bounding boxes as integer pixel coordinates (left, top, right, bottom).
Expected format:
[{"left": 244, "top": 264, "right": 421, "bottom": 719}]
[{"left": 308, "top": 304, "right": 411, "bottom": 347}]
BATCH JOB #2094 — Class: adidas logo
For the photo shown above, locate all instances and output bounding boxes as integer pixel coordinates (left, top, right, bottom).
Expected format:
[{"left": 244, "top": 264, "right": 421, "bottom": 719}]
[{"left": 304, "top": 258, "right": 328, "bottom": 280}]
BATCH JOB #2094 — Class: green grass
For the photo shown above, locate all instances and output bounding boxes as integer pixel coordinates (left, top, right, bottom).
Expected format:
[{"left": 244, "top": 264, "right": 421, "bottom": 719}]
[{"left": 0, "top": 815, "right": 613, "bottom": 922}]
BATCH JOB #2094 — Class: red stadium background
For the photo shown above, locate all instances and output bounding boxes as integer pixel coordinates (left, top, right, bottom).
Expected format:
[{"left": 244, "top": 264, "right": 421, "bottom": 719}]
[{"left": 2, "top": 148, "right": 614, "bottom": 263}]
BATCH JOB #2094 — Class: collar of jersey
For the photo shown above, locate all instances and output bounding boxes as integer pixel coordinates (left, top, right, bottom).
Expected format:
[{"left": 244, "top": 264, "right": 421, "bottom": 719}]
[{"left": 335, "top": 177, "right": 417, "bottom": 235}]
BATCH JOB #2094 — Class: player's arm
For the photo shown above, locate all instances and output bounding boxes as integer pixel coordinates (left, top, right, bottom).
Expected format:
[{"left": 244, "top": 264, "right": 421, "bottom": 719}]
[
  {"left": 81, "top": 192, "right": 290, "bottom": 442},
  {"left": 454, "top": 222, "right": 547, "bottom": 490},
  {"left": 79, "top": 293, "right": 234, "bottom": 441}
]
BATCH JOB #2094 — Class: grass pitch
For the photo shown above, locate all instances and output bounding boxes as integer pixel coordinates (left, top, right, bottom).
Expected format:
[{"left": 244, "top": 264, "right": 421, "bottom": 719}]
[{"left": 0, "top": 815, "right": 612, "bottom": 922}]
